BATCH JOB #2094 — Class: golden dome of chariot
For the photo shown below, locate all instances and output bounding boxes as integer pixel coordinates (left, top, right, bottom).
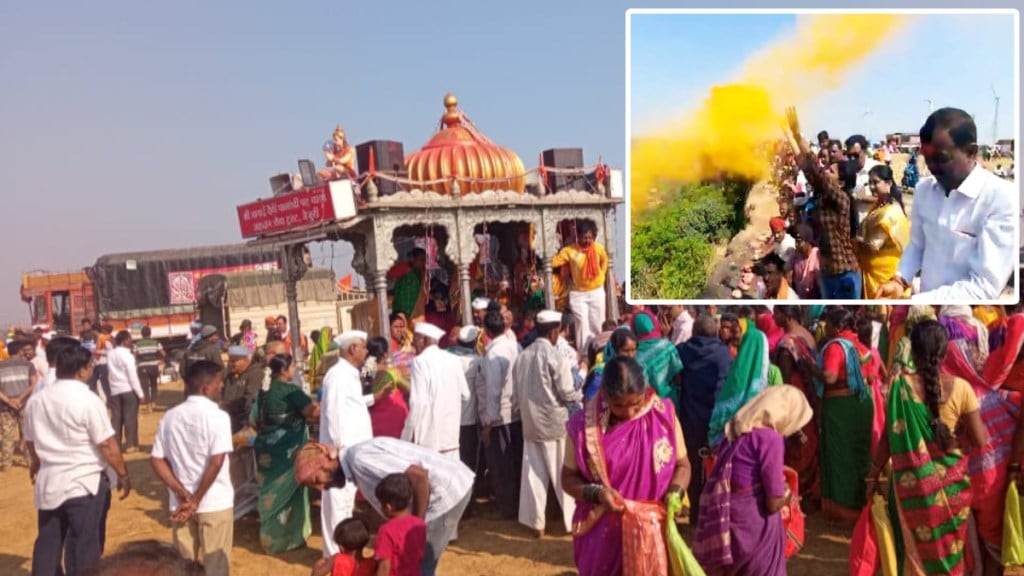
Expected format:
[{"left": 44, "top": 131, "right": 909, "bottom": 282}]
[{"left": 405, "top": 93, "right": 526, "bottom": 194}]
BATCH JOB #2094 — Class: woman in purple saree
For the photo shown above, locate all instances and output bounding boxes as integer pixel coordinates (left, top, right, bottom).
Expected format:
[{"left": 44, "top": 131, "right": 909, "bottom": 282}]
[
  {"left": 694, "top": 385, "right": 813, "bottom": 576},
  {"left": 562, "top": 356, "right": 692, "bottom": 576}
]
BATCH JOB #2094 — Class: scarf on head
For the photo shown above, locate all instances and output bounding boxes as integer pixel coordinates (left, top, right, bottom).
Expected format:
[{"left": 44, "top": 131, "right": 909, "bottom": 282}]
[
  {"left": 725, "top": 385, "right": 813, "bottom": 442},
  {"left": 631, "top": 309, "right": 660, "bottom": 341},
  {"left": 982, "top": 313, "right": 1024, "bottom": 390},
  {"left": 940, "top": 305, "right": 988, "bottom": 360},
  {"left": 707, "top": 319, "right": 770, "bottom": 447},
  {"left": 581, "top": 242, "right": 601, "bottom": 281}
]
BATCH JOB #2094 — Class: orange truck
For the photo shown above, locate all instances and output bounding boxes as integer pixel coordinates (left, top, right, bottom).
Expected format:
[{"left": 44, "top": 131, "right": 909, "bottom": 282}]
[{"left": 21, "top": 244, "right": 281, "bottom": 348}]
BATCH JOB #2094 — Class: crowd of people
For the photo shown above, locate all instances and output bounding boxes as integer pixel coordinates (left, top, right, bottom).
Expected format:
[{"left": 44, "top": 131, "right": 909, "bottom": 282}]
[
  {"left": 735, "top": 106, "right": 1017, "bottom": 301},
  {"left": 8, "top": 291, "right": 1024, "bottom": 575}
]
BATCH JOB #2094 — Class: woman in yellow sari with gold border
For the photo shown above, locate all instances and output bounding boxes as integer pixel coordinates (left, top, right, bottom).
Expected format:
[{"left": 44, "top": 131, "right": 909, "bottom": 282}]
[{"left": 857, "top": 165, "right": 910, "bottom": 299}]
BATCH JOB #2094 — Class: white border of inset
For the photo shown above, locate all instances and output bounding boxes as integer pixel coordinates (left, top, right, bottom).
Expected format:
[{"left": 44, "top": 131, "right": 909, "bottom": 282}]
[{"left": 624, "top": 7, "right": 1021, "bottom": 307}]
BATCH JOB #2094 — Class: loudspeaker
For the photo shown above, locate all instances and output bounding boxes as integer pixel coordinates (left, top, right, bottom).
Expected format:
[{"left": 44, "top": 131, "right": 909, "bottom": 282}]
[
  {"left": 356, "top": 140, "right": 405, "bottom": 174},
  {"left": 542, "top": 148, "right": 586, "bottom": 192},
  {"left": 269, "top": 173, "right": 293, "bottom": 196}
]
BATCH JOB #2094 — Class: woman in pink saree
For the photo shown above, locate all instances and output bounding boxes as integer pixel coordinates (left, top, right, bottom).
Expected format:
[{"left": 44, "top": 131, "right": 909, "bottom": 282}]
[{"left": 562, "top": 356, "right": 692, "bottom": 576}]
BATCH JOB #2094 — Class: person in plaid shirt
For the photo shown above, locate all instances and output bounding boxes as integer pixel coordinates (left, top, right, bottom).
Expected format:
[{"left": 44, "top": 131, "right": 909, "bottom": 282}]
[{"left": 783, "top": 107, "right": 863, "bottom": 300}]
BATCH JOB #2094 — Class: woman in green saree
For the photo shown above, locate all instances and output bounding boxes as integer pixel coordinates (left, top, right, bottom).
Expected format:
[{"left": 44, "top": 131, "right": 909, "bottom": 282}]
[
  {"left": 867, "top": 320, "right": 987, "bottom": 575},
  {"left": 252, "top": 354, "right": 320, "bottom": 553}
]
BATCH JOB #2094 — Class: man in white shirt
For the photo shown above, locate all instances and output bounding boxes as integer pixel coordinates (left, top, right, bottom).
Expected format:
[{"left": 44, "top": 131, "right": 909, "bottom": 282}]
[
  {"left": 151, "top": 360, "right": 234, "bottom": 576},
  {"left": 401, "top": 322, "right": 471, "bottom": 457},
  {"left": 318, "top": 330, "right": 377, "bottom": 557},
  {"left": 24, "top": 343, "right": 131, "bottom": 576},
  {"left": 475, "top": 309, "right": 523, "bottom": 519},
  {"left": 106, "top": 330, "right": 147, "bottom": 453},
  {"left": 512, "top": 310, "right": 581, "bottom": 538},
  {"left": 846, "top": 134, "right": 883, "bottom": 229},
  {"left": 669, "top": 305, "right": 695, "bottom": 346},
  {"left": 448, "top": 326, "right": 483, "bottom": 476},
  {"left": 877, "top": 108, "right": 1017, "bottom": 300},
  {"left": 295, "top": 437, "right": 475, "bottom": 576}
]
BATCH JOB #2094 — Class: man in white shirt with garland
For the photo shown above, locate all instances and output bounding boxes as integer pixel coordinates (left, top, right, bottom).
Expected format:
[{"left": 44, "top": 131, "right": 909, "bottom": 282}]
[
  {"left": 877, "top": 108, "right": 1017, "bottom": 300},
  {"left": 151, "top": 360, "right": 234, "bottom": 576}
]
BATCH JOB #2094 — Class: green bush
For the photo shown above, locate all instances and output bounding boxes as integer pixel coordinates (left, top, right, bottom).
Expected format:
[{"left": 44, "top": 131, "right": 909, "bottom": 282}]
[{"left": 631, "top": 181, "right": 747, "bottom": 299}]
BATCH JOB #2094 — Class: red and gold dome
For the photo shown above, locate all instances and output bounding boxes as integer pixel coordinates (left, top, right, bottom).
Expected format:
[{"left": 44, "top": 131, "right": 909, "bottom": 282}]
[{"left": 405, "top": 93, "right": 526, "bottom": 194}]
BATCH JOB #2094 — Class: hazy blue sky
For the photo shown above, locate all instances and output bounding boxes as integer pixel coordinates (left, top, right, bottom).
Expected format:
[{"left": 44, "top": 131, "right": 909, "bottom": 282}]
[
  {"left": 0, "top": 1, "right": 628, "bottom": 325},
  {"left": 630, "top": 12, "right": 1017, "bottom": 142}
]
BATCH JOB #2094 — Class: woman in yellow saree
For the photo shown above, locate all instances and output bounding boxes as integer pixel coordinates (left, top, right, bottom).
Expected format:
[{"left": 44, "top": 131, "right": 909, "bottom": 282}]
[{"left": 857, "top": 165, "right": 910, "bottom": 299}]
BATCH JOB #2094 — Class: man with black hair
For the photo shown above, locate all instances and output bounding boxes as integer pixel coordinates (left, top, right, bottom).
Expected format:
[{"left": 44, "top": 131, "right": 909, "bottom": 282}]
[
  {"left": 133, "top": 325, "right": 164, "bottom": 413},
  {"left": 36, "top": 336, "right": 79, "bottom": 395},
  {"left": 551, "top": 219, "right": 609, "bottom": 351},
  {"left": 759, "top": 252, "right": 799, "bottom": 300},
  {"left": 845, "top": 133, "right": 883, "bottom": 229},
  {"left": 151, "top": 360, "right": 234, "bottom": 576},
  {"left": 878, "top": 107, "right": 1017, "bottom": 300},
  {"left": 82, "top": 540, "right": 205, "bottom": 576},
  {"left": 107, "top": 330, "right": 146, "bottom": 453},
  {"left": 25, "top": 343, "right": 132, "bottom": 576},
  {"left": 475, "top": 308, "right": 523, "bottom": 519}
]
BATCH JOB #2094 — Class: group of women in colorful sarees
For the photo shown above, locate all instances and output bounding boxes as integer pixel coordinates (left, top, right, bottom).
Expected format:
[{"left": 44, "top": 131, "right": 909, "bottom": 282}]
[{"left": 565, "top": 301, "right": 1024, "bottom": 576}]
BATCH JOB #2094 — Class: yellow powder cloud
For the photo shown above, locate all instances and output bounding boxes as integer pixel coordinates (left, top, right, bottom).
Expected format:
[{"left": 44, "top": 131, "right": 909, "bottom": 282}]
[{"left": 630, "top": 13, "right": 910, "bottom": 218}]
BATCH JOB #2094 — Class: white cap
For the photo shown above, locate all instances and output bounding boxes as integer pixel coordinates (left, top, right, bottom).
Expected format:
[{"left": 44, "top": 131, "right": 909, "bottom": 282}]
[
  {"left": 536, "top": 310, "right": 562, "bottom": 325},
  {"left": 471, "top": 297, "right": 491, "bottom": 311},
  {"left": 334, "top": 330, "right": 368, "bottom": 349},
  {"left": 458, "top": 325, "right": 480, "bottom": 344},
  {"left": 414, "top": 322, "right": 446, "bottom": 341}
]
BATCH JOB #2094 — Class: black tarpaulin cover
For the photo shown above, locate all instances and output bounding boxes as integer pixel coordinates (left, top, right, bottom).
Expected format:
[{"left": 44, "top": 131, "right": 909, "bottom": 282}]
[{"left": 87, "top": 244, "right": 281, "bottom": 314}]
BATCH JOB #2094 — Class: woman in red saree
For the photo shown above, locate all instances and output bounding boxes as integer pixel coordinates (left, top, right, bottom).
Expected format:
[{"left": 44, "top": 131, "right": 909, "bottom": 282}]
[
  {"left": 562, "top": 357, "right": 692, "bottom": 576},
  {"left": 772, "top": 305, "right": 821, "bottom": 510}
]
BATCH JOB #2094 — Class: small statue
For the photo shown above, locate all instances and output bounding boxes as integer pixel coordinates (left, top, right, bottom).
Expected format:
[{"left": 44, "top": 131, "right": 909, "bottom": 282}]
[{"left": 318, "top": 125, "right": 356, "bottom": 181}]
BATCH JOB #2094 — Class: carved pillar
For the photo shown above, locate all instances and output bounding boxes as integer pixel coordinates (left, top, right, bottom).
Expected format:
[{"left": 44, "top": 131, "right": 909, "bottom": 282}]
[
  {"left": 373, "top": 270, "right": 389, "bottom": 339},
  {"left": 601, "top": 208, "right": 620, "bottom": 322},
  {"left": 542, "top": 256, "right": 555, "bottom": 310},
  {"left": 281, "top": 244, "right": 308, "bottom": 390},
  {"left": 458, "top": 263, "right": 472, "bottom": 326}
]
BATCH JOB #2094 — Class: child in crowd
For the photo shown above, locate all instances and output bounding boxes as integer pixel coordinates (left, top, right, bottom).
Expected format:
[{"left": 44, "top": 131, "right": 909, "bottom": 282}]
[
  {"left": 310, "top": 518, "right": 376, "bottom": 576},
  {"left": 374, "top": 473, "right": 427, "bottom": 576}
]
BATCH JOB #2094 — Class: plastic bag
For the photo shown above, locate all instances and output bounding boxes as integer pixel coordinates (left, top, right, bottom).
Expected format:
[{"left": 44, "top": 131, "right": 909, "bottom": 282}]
[
  {"left": 1003, "top": 484, "right": 1024, "bottom": 566},
  {"left": 666, "top": 492, "right": 706, "bottom": 576},
  {"left": 870, "top": 494, "right": 898, "bottom": 576},
  {"left": 849, "top": 503, "right": 879, "bottom": 576}
]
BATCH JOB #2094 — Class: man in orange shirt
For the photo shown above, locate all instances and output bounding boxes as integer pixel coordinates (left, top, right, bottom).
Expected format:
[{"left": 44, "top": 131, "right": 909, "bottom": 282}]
[{"left": 550, "top": 220, "right": 608, "bottom": 351}]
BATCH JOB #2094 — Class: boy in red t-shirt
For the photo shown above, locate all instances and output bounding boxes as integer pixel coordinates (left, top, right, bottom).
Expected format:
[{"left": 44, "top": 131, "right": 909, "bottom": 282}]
[
  {"left": 310, "top": 518, "right": 376, "bottom": 576},
  {"left": 374, "top": 473, "right": 427, "bottom": 576}
]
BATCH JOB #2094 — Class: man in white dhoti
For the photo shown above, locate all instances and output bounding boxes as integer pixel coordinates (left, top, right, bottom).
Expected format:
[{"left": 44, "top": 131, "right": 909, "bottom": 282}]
[
  {"left": 512, "top": 310, "right": 582, "bottom": 538},
  {"left": 317, "top": 330, "right": 381, "bottom": 557},
  {"left": 401, "top": 322, "right": 470, "bottom": 458}
]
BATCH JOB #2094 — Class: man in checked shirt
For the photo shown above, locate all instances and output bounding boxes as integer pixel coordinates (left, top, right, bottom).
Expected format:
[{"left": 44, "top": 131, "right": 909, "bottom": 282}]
[{"left": 784, "top": 107, "right": 863, "bottom": 300}]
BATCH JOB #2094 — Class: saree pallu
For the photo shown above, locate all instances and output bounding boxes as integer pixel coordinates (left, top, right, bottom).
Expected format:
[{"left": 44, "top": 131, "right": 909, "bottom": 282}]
[
  {"left": 253, "top": 385, "right": 312, "bottom": 554},
  {"left": 941, "top": 342, "right": 1022, "bottom": 548},
  {"left": 858, "top": 203, "right": 909, "bottom": 300},
  {"left": 636, "top": 338, "right": 684, "bottom": 402},
  {"left": 708, "top": 321, "right": 769, "bottom": 448},
  {"left": 887, "top": 375, "right": 972, "bottom": 575},
  {"left": 566, "top": 390, "right": 679, "bottom": 576},
  {"left": 776, "top": 335, "right": 820, "bottom": 503}
]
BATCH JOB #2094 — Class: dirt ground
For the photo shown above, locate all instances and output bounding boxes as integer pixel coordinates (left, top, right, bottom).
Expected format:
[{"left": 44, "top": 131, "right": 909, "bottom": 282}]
[{"left": 0, "top": 380, "right": 873, "bottom": 576}]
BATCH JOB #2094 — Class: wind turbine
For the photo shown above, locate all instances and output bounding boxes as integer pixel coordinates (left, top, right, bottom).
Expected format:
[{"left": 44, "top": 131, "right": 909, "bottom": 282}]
[{"left": 992, "top": 84, "right": 1001, "bottom": 148}]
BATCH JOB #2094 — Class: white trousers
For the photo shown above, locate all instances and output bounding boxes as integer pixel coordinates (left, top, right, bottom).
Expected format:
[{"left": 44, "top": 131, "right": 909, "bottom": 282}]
[
  {"left": 569, "top": 287, "right": 606, "bottom": 352},
  {"left": 518, "top": 438, "right": 575, "bottom": 533},
  {"left": 320, "top": 483, "right": 357, "bottom": 557}
]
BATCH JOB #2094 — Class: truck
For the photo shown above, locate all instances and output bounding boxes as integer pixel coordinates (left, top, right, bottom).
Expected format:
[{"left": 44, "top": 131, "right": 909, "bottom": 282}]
[{"left": 20, "top": 243, "right": 282, "bottom": 348}]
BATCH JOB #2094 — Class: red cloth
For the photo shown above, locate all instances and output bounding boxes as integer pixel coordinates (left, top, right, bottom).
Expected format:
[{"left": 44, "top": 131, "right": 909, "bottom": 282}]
[
  {"left": 756, "top": 312, "right": 784, "bottom": 353},
  {"left": 581, "top": 243, "right": 601, "bottom": 281},
  {"left": 849, "top": 504, "right": 880, "bottom": 576},
  {"left": 375, "top": 515, "right": 427, "bottom": 576},
  {"left": 769, "top": 217, "right": 786, "bottom": 233},
  {"left": 369, "top": 391, "right": 409, "bottom": 439},
  {"left": 331, "top": 554, "right": 376, "bottom": 576}
]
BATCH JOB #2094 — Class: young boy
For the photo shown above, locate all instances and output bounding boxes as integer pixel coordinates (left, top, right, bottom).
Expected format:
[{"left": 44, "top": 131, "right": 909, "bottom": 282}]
[
  {"left": 310, "top": 518, "right": 375, "bottom": 576},
  {"left": 374, "top": 473, "right": 427, "bottom": 576}
]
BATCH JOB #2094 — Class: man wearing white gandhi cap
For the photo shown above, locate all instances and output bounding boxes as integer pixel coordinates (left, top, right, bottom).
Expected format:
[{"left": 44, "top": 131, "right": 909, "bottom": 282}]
[
  {"left": 402, "top": 322, "right": 471, "bottom": 461},
  {"left": 319, "top": 329, "right": 392, "bottom": 557},
  {"left": 512, "top": 309, "right": 581, "bottom": 537},
  {"left": 471, "top": 297, "right": 490, "bottom": 325}
]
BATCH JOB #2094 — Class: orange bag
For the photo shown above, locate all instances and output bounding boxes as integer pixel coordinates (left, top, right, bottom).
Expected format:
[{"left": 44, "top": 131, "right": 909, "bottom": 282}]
[{"left": 622, "top": 500, "right": 670, "bottom": 576}]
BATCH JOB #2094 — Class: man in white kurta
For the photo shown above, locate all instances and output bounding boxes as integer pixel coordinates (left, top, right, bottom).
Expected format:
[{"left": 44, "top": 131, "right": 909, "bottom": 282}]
[
  {"left": 317, "top": 330, "right": 374, "bottom": 557},
  {"left": 401, "top": 322, "right": 470, "bottom": 458},
  {"left": 511, "top": 310, "right": 582, "bottom": 537}
]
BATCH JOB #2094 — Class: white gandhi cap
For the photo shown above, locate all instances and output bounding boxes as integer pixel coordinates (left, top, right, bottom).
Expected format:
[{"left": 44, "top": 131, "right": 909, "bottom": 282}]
[
  {"left": 414, "top": 322, "right": 446, "bottom": 341},
  {"left": 536, "top": 310, "right": 563, "bottom": 325},
  {"left": 334, "top": 330, "right": 368, "bottom": 348}
]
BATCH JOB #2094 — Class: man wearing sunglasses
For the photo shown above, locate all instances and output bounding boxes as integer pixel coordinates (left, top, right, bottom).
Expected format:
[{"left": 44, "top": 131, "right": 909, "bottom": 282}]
[{"left": 877, "top": 107, "right": 1016, "bottom": 300}]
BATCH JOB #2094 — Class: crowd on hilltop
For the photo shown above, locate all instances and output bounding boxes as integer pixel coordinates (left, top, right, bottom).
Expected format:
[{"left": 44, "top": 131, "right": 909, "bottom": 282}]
[{"left": 729, "top": 106, "right": 1018, "bottom": 303}]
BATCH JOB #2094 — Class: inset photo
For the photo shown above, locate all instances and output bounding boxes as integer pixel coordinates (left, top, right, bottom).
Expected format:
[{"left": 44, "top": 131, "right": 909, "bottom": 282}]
[{"left": 626, "top": 9, "right": 1020, "bottom": 304}]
